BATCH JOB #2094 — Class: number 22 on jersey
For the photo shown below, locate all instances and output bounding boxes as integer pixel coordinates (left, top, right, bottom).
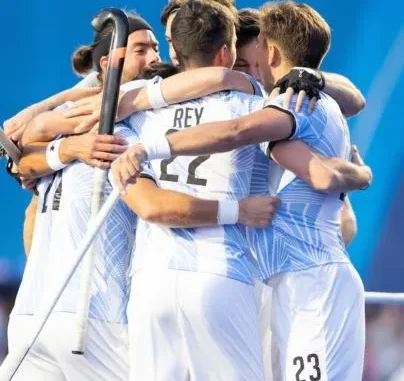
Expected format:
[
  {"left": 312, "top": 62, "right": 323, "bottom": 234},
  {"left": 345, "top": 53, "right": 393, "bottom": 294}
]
[{"left": 160, "top": 128, "right": 211, "bottom": 187}]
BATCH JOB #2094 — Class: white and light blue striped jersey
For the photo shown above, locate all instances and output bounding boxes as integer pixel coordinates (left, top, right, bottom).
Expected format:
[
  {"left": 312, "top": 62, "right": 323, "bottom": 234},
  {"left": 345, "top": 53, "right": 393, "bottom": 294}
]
[
  {"left": 247, "top": 92, "right": 351, "bottom": 281},
  {"left": 12, "top": 80, "right": 155, "bottom": 323},
  {"left": 11, "top": 125, "right": 146, "bottom": 324},
  {"left": 125, "top": 91, "right": 265, "bottom": 285}
]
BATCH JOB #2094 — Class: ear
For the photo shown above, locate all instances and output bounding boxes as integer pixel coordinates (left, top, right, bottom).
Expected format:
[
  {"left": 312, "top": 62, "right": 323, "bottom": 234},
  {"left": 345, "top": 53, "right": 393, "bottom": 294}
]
[
  {"left": 99, "top": 55, "right": 108, "bottom": 75},
  {"left": 268, "top": 44, "right": 282, "bottom": 68},
  {"left": 267, "top": 44, "right": 275, "bottom": 67},
  {"left": 213, "top": 45, "right": 231, "bottom": 67}
]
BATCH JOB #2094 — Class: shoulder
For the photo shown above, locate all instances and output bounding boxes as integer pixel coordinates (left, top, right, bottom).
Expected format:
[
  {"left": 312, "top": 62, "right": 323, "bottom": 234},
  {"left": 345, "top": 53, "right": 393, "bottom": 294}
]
[
  {"left": 210, "top": 91, "right": 265, "bottom": 115},
  {"left": 120, "top": 78, "right": 155, "bottom": 92}
]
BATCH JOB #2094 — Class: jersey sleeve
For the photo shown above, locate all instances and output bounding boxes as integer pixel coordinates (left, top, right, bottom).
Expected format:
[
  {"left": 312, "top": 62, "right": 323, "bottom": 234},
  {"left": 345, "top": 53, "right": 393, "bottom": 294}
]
[
  {"left": 242, "top": 73, "right": 264, "bottom": 97},
  {"left": 119, "top": 76, "right": 162, "bottom": 93},
  {"left": 264, "top": 93, "right": 327, "bottom": 144},
  {"left": 120, "top": 79, "right": 149, "bottom": 93}
]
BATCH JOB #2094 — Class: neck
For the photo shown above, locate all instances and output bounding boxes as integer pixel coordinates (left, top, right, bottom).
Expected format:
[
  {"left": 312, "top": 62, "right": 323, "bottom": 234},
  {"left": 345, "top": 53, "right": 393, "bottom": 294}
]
[
  {"left": 272, "top": 61, "right": 293, "bottom": 84},
  {"left": 183, "top": 61, "right": 216, "bottom": 71}
]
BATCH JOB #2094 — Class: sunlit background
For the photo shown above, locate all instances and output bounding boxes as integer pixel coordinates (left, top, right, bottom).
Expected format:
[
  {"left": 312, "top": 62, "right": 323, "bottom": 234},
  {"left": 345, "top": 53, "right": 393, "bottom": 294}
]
[{"left": 0, "top": 0, "right": 403, "bottom": 379}]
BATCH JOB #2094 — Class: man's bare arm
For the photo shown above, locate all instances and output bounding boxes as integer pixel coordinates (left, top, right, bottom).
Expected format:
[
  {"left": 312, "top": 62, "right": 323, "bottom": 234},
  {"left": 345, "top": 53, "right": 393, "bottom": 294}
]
[
  {"left": 19, "top": 111, "right": 87, "bottom": 148},
  {"left": 4, "top": 87, "right": 101, "bottom": 142},
  {"left": 271, "top": 140, "right": 360, "bottom": 245},
  {"left": 63, "top": 68, "right": 257, "bottom": 133},
  {"left": 340, "top": 197, "right": 357, "bottom": 246},
  {"left": 123, "top": 177, "right": 279, "bottom": 228},
  {"left": 110, "top": 108, "right": 294, "bottom": 191},
  {"left": 270, "top": 140, "right": 372, "bottom": 192},
  {"left": 120, "top": 67, "right": 255, "bottom": 118},
  {"left": 19, "top": 133, "right": 126, "bottom": 178},
  {"left": 322, "top": 72, "right": 365, "bottom": 117},
  {"left": 164, "top": 108, "right": 293, "bottom": 156}
]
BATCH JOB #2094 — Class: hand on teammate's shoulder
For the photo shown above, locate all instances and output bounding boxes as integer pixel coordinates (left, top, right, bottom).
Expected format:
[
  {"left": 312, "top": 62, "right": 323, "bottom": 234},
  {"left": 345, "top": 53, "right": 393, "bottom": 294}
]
[{"left": 268, "top": 67, "right": 324, "bottom": 113}]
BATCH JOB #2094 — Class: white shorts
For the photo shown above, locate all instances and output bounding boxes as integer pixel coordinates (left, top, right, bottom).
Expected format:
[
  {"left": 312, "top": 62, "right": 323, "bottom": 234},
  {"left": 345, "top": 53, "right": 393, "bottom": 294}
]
[
  {"left": 259, "top": 263, "right": 365, "bottom": 381},
  {"left": 127, "top": 269, "right": 265, "bottom": 381},
  {"left": 7, "top": 313, "right": 129, "bottom": 381},
  {"left": 255, "top": 281, "right": 274, "bottom": 381}
]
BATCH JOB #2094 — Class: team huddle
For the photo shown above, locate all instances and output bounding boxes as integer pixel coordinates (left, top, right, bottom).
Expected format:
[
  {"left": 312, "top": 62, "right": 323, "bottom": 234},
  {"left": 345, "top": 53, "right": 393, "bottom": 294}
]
[{"left": 3, "top": 0, "right": 373, "bottom": 380}]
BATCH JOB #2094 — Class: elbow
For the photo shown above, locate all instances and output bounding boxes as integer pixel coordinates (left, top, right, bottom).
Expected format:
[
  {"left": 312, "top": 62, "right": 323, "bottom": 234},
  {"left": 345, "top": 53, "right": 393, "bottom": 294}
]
[
  {"left": 357, "top": 94, "right": 366, "bottom": 112},
  {"left": 343, "top": 93, "right": 366, "bottom": 118},
  {"left": 136, "top": 200, "right": 165, "bottom": 224},
  {"left": 352, "top": 93, "right": 366, "bottom": 115},
  {"left": 141, "top": 209, "right": 164, "bottom": 224},
  {"left": 309, "top": 170, "right": 342, "bottom": 192}
]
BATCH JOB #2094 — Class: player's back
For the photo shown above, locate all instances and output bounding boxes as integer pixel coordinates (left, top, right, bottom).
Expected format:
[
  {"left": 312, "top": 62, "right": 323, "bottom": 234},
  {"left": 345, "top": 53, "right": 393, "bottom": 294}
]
[
  {"left": 249, "top": 92, "right": 351, "bottom": 280},
  {"left": 128, "top": 91, "right": 265, "bottom": 284},
  {"left": 11, "top": 175, "right": 55, "bottom": 317}
]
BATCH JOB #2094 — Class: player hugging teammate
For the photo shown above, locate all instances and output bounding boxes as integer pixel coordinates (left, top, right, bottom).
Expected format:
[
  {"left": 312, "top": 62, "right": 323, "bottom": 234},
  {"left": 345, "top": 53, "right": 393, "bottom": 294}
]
[{"left": 3, "top": 1, "right": 371, "bottom": 380}]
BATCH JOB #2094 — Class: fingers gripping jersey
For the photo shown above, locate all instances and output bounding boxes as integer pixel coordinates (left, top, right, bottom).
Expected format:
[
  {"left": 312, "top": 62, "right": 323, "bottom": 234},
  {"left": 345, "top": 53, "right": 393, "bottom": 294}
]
[
  {"left": 248, "top": 93, "right": 351, "bottom": 280},
  {"left": 125, "top": 91, "right": 265, "bottom": 284}
]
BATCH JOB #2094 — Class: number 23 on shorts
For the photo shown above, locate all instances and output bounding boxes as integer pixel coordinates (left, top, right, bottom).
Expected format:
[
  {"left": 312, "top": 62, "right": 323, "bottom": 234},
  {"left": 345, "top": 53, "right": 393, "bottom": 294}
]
[{"left": 293, "top": 353, "right": 321, "bottom": 381}]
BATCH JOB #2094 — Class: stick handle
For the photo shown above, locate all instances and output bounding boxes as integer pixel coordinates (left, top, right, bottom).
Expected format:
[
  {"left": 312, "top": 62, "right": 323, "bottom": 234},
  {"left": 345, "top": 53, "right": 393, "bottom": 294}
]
[
  {"left": 72, "top": 168, "right": 107, "bottom": 354},
  {"left": 0, "top": 130, "right": 21, "bottom": 164},
  {"left": 72, "top": 7, "right": 128, "bottom": 354}
]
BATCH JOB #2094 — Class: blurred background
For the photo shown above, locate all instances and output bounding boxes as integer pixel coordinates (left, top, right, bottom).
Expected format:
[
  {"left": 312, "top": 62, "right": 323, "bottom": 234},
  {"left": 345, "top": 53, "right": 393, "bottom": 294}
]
[{"left": 0, "top": 0, "right": 403, "bottom": 379}]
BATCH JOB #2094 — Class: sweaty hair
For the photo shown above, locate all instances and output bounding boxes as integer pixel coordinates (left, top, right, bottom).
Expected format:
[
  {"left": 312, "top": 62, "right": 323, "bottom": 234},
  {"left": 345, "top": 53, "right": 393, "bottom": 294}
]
[
  {"left": 161, "top": 0, "right": 185, "bottom": 26},
  {"left": 138, "top": 62, "right": 181, "bottom": 79},
  {"left": 171, "top": 0, "right": 237, "bottom": 67},
  {"left": 260, "top": 1, "right": 331, "bottom": 69},
  {"left": 236, "top": 8, "right": 260, "bottom": 49},
  {"left": 161, "top": 0, "right": 236, "bottom": 25},
  {"left": 213, "top": 0, "right": 238, "bottom": 19},
  {"left": 72, "top": 12, "right": 153, "bottom": 77}
]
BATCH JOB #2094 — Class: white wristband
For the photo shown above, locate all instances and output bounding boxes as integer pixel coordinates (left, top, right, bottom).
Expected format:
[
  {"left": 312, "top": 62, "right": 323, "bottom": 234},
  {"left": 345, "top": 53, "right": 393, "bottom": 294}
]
[
  {"left": 143, "top": 134, "right": 172, "bottom": 161},
  {"left": 147, "top": 81, "right": 169, "bottom": 109},
  {"left": 46, "top": 138, "right": 67, "bottom": 171},
  {"left": 217, "top": 200, "right": 239, "bottom": 225}
]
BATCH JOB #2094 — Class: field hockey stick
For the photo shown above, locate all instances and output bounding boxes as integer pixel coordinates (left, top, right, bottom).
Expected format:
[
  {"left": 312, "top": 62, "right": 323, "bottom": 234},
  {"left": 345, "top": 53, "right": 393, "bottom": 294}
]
[
  {"left": 0, "top": 188, "right": 121, "bottom": 381},
  {"left": 0, "top": 129, "right": 21, "bottom": 164},
  {"left": 72, "top": 8, "right": 129, "bottom": 355}
]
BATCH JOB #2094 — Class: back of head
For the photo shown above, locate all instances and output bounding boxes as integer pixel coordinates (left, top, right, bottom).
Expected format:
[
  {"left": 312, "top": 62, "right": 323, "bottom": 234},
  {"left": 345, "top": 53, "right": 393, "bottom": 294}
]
[
  {"left": 161, "top": 0, "right": 237, "bottom": 25},
  {"left": 138, "top": 62, "right": 181, "bottom": 80},
  {"left": 72, "top": 12, "right": 153, "bottom": 77},
  {"left": 260, "top": 1, "right": 331, "bottom": 68},
  {"left": 237, "top": 8, "right": 260, "bottom": 49},
  {"left": 171, "top": 0, "right": 237, "bottom": 67},
  {"left": 210, "top": 0, "right": 238, "bottom": 18}
]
